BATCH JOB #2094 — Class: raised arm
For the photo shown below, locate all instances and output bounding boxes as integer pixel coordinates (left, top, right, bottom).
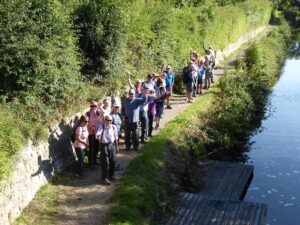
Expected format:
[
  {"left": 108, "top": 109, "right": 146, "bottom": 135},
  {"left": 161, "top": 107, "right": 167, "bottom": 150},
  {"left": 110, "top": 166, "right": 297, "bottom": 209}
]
[
  {"left": 161, "top": 64, "right": 166, "bottom": 74},
  {"left": 202, "top": 42, "right": 207, "bottom": 53},
  {"left": 126, "top": 71, "right": 134, "bottom": 89}
]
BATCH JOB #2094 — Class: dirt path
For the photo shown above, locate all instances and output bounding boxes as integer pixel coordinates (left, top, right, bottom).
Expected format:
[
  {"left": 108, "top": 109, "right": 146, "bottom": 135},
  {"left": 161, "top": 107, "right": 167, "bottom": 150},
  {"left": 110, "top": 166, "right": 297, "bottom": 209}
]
[{"left": 47, "top": 26, "right": 273, "bottom": 225}]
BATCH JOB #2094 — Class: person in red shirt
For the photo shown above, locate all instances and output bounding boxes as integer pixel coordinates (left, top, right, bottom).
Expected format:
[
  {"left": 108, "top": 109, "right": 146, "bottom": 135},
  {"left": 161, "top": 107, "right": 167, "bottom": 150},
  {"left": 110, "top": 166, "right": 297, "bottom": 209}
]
[{"left": 85, "top": 101, "right": 101, "bottom": 168}]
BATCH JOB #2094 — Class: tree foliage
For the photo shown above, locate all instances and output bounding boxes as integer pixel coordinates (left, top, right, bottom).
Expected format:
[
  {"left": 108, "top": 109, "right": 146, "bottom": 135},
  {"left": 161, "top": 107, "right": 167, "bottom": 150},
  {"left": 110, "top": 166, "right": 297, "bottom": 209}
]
[
  {"left": 73, "top": 0, "right": 129, "bottom": 82},
  {"left": 0, "top": 0, "right": 82, "bottom": 106}
]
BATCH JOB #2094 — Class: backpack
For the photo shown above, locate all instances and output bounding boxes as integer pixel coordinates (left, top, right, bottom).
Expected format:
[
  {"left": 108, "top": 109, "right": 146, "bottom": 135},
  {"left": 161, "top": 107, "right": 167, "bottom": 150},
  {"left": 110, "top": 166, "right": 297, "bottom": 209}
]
[{"left": 182, "top": 66, "right": 190, "bottom": 83}]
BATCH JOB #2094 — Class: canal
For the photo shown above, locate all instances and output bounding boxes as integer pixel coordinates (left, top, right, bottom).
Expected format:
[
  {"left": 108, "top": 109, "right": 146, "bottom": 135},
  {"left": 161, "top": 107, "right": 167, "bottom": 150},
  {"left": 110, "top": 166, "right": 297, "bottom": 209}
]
[{"left": 245, "top": 57, "right": 300, "bottom": 225}]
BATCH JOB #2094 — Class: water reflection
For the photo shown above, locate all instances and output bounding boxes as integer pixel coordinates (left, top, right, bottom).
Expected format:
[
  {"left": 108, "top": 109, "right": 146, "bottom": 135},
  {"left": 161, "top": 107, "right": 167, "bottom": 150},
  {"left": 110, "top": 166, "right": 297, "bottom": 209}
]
[{"left": 245, "top": 58, "right": 300, "bottom": 225}]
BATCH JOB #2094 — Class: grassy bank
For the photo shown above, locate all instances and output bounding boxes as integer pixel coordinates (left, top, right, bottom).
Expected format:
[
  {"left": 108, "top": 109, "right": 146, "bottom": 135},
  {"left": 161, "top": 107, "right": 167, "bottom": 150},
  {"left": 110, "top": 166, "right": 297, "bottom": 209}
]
[
  {"left": 109, "top": 89, "right": 217, "bottom": 225},
  {"left": 109, "top": 19, "right": 291, "bottom": 225}
]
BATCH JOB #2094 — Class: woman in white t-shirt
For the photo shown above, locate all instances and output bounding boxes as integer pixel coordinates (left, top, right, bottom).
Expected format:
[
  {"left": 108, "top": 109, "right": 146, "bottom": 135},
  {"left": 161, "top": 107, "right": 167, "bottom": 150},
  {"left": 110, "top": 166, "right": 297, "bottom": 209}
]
[{"left": 74, "top": 115, "right": 89, "bottom": 178}]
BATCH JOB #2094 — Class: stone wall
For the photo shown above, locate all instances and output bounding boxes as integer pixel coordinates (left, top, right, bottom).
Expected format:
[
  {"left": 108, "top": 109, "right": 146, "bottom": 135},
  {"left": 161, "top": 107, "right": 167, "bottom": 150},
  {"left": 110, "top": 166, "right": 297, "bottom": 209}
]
[
  {"left": 215, "top": 26, "right": 266, "bottom": 65},
  {"left": 0, "top": 110, "right": 85, "bottom": 225},
  {"left": 0, "top": 27, "right": 266, "bottom": 225}
]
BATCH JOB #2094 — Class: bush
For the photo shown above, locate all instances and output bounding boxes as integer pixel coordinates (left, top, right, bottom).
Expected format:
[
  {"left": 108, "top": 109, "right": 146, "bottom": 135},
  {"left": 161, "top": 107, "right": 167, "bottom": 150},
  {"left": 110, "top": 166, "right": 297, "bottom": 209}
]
[
  {"left": 200, "top": 21, "right": 291, "bottom": 160},
  {"left": 0, "top": 0, "right": 82, "bottom": 107},
  {"left": 73, "top": 0, "right": 129, "bottom": 84},
  {"left": 0, "top": 108, "right": 26, "bottom": 180}
]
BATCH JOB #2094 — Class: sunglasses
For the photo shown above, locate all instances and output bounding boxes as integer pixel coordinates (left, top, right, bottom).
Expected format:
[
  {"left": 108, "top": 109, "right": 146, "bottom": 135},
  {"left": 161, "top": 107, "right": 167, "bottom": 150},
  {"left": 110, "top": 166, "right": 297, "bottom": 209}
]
[{"left": 106, "top": 119, "right": 112, "bottom": 122}]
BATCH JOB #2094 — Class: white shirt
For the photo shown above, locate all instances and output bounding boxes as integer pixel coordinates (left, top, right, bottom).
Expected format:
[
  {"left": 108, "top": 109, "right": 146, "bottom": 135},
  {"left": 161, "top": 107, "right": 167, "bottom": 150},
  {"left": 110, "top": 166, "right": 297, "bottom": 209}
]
[
  {"left": 74, "top": 126, "right": 89, "bottom": 149},
  {"left": 95, "top": 124, "right": 118, "bottom": 144}
]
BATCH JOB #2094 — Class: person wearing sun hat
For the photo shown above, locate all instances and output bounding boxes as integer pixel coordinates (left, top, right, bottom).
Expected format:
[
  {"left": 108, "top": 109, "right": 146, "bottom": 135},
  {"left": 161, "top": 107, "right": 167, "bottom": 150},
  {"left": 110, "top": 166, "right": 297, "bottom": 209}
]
[{"left": 95, "top": 114, "right": 118, "bottom": 185}]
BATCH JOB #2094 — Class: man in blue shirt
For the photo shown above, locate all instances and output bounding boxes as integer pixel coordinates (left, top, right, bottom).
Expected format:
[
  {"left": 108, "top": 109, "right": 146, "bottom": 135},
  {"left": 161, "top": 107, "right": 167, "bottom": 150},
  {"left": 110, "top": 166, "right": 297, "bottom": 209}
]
[
  {"left": 165, "top": 65, "right": 175, "bottom": 109},
  {"left": 121, "top": 89, "right": 145, "bottom": 151}
]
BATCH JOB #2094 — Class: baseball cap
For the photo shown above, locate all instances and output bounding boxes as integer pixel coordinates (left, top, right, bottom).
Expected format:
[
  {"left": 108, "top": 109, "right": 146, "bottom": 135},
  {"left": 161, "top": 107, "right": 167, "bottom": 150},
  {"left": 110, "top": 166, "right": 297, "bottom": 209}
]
[{"left": 129, "top": 89, "right": 135, "bottom": 94}]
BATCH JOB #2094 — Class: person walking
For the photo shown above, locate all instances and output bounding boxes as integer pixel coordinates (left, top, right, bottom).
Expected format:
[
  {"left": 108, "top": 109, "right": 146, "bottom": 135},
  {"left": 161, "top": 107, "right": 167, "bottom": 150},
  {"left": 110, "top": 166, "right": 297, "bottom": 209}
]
[
  {"left": 73, "top": 115, "right": 89, "bottom": 178},
  {"left": 95, "top": 115, "right": 119, "bottom": 185}
]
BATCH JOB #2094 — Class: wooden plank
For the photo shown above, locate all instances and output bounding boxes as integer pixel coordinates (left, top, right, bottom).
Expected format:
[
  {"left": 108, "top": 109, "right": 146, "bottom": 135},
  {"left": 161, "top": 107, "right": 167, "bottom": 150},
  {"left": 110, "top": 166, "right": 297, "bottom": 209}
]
[
  {"left": 165, "top": 161, "right": 267, "bottom": 225},
  {"left": 198, "top": 161, "right": 253, "bottom": 201}
]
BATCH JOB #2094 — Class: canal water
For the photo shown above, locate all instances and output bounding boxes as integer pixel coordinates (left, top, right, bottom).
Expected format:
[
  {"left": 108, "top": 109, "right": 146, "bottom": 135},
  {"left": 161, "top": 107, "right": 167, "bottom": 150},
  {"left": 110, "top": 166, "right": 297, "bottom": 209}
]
[{"left": 245, "top": 57, "right": 300, "bottom": 225}]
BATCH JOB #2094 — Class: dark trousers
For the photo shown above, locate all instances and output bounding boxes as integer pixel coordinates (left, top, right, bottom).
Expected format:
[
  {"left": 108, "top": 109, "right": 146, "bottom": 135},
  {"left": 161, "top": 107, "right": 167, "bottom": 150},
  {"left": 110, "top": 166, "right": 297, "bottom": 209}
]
[
  {"left": 100, "top": 143, "right": 116, "bottom": 180},
  {"left": 140, "top": 111, "right": 148, "bottom": 141},
  {"left": 88, "top": 134, "right": 99, "bottom": 167},
  {"left": 192, "top": 80, "right": 197, "bottom": 96},
  {"left": 211, "top": 63, "right": 215, "bottom": 82},
  {"left": 124, "top": 121, "right": 139, "bottom": 150},
  {"left": 75, "top": 147, "right": 85, "bottom": 175},
  {"left": 148, "top": 113, "right": 154, "bottom": 136}
]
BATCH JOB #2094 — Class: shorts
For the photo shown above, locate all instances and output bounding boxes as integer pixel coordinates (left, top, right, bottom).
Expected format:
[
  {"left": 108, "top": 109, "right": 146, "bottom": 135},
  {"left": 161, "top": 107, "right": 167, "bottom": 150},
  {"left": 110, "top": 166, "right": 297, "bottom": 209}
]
[
  {"left": 155, "top": 102, "right": 164, "bottom": 118},
  {"left": 187, "top": 82, "right": 193, "bottom": 92},
  {"left": 197, "top": 78, "right": 204, "bottom": 84},
  {"left": 166, "top": 85, "right": 173, "bottom": 96}
]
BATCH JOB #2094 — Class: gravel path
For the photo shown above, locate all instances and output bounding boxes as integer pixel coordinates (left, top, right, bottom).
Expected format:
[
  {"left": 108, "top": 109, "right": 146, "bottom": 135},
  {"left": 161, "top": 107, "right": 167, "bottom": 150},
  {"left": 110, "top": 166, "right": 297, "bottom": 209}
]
[{"left": 53, "top": 26, "right": 272, "bottom": 225}]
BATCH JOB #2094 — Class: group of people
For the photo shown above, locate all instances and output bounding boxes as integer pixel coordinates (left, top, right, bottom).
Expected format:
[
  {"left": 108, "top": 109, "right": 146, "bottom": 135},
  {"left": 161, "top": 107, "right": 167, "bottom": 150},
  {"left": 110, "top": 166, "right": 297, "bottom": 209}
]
[
  {"left": 72, "top": 65, "right": 174, "bottom": 185},
  {"left": 72, "top": 44, "right": 216, "bottom": 185},
  {"left": 183, "top": 43, "right": 216, "bottom": 103},
  {"left": 73, "top": 99, "right": 121, "bottom": 185}
]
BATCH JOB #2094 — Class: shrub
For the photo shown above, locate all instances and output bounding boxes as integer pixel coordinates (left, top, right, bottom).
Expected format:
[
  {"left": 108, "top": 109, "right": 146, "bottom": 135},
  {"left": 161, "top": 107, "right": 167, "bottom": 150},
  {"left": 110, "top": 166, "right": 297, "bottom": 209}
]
[
  {"left": 200, "top": 21, "right": 291, "bottom": 160},
  {"left": 0, "top": 0, "right": 82, "bottom": 106}
]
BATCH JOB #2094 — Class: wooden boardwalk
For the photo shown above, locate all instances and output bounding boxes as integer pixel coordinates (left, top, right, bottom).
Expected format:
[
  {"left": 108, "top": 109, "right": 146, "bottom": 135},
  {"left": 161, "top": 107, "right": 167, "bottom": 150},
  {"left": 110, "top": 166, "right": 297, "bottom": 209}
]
[{"left": 165, "top": 161, "right": 267, "bottom": 225}]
